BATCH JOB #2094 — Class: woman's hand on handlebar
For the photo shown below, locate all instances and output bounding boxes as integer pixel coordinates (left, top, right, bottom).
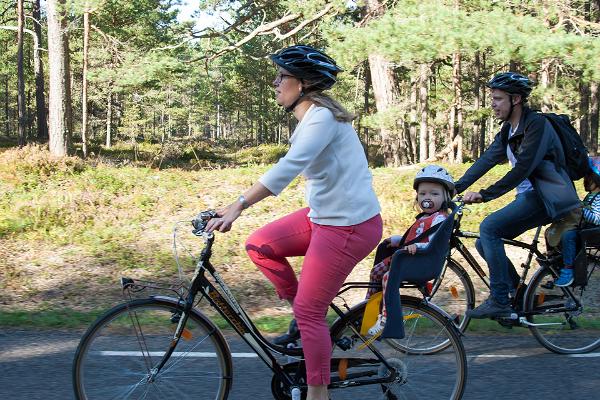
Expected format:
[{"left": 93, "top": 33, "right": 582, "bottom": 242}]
[
  {"left": 205, "top": 202, "right": 243, "bottom": 233},
  {"left": 462, "top": 191, "right": 483, "bottom": 204}
]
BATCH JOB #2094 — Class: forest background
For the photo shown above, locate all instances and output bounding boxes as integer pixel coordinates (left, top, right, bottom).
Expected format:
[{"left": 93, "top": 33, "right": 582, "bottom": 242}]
[{"left": 0, "top": 0, "right": 599, "bottom": 330}]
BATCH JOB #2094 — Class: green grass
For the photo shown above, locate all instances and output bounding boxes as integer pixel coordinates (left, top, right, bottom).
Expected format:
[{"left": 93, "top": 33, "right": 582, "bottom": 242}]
[
  {"left": 0, "top": 309, "right": 105, "bottom": 329},
  {"left": 0, "top": 143, "right": 590, "bottom": 330}
]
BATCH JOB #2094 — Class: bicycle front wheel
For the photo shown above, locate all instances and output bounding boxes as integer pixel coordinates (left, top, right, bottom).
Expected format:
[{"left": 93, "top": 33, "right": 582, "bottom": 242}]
[
  {"left": 525, "top": 261, "right": 600, "bottom": 354},
  {"left": 330, "top": 296, "right": 467, "bottom": 400},
  {"left": 73, "top": 298, "right": 233, "bottom": 399}
]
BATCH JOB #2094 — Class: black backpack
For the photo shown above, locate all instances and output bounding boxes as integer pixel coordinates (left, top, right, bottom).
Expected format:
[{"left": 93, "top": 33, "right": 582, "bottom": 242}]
[{"left": 541, "top": 112, "right": 590, "bottom": 180}]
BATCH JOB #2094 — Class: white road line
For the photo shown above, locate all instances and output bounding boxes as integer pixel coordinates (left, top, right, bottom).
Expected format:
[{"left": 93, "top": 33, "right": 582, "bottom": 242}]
[
  {"left": 468, "top": 354, "right": 519, "bottom": 358},
  {"left": 567, "top": 353, "right": 600, "bottom": 358},
  {"left": 97, "top": 351, "right": 600, "bottom": 359},
  {"left": 96, "top": 351, "right": 258, "bottom": 358},
  {"left": 469, "top": 353, "right": 600, "bottom": 359}
]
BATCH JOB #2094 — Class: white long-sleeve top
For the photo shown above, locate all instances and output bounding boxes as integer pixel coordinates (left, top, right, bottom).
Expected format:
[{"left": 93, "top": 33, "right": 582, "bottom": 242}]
[{"left": 259, "top": 104, "right": 381, "bottom": 226}]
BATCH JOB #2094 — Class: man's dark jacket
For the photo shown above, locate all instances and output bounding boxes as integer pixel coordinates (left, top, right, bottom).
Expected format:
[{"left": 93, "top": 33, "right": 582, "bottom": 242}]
[{"left": 455, "top": 107, "right": 580, "bottom": 219}]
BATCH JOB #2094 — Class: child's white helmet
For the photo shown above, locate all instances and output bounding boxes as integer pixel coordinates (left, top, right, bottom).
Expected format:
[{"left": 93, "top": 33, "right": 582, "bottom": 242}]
[{"left": 413, "top": 165, "right": 455, "bottom": 194}]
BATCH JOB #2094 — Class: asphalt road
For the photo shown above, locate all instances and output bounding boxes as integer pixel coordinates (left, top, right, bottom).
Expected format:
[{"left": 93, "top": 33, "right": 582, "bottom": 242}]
[{"left": 1, "top": 328, "right": 599, "bottom": 399}]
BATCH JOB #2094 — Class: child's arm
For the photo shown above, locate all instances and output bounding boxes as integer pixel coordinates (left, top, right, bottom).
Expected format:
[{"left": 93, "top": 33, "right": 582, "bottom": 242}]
[
  {"left": 583, "top": 193, "right": 600, "bottom": 225},
  {"left": 404, "top": 214, "right": 448, "bottom": 254}
]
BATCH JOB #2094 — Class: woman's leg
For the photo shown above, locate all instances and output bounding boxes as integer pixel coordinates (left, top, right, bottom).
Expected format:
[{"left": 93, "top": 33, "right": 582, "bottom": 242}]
[
  {"left": 294, "top": 214, "right": 382, "bottom": 388},
  {"left": 245, "top": 208, "right": 313, "bottom": 301}
]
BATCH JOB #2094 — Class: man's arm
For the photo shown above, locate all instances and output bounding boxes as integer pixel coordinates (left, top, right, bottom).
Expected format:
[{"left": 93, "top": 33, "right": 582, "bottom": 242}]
[
  {"left": 454, "top": 130, "right": 507, "bottom": 194},
  {"left": 479, "top": 117, "right": 552, "bottom": 202}
]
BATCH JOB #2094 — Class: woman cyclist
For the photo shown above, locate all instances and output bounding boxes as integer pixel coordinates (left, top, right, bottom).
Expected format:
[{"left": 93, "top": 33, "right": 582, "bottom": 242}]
[{"left": 205, "top": 45, "right": 382, "bottom": 400}]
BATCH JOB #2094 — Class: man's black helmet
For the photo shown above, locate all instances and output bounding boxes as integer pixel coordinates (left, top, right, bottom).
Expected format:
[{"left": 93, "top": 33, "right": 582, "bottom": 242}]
[
  {"left": 487, "top": 72, "right": 534, "bottom": 98},
  {"left": 270, "top": 45, "right": 342, "bottom": 91}
]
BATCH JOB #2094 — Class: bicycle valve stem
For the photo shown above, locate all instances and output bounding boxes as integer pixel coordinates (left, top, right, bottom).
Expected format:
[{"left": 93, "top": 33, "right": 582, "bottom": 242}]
[{"left": 421, "top": 199, "right": 434, "bottom": 209}]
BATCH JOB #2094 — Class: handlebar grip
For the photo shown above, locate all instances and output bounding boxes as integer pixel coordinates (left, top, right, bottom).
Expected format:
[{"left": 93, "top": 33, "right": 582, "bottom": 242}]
[{"left": 191, "top": 210, "right": 218, "bottom": 235}]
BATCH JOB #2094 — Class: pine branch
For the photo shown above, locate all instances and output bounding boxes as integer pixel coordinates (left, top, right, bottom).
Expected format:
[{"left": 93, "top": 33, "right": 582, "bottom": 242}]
[{"left": 189, "top": 3, "right": 336, "bottom": 63}]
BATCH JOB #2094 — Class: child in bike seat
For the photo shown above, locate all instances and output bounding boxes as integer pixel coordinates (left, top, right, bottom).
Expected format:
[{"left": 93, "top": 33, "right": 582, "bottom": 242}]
[
  {"left": 365, "top": 165, "right": 455, "bottom": 335},
  {"left": 551, "top": 156, "right": 600, "bottom": 287}
]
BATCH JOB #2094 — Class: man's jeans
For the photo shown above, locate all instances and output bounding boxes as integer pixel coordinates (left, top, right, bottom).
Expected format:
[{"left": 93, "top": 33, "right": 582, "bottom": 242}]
[{"left": 477, "top": 191, "right": 552, "bottom": 305}]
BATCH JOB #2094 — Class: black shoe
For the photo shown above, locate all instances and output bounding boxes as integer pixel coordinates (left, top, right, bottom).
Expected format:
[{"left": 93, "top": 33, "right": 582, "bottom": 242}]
[
  {"left": 466, "top": 296, "right": 514, "bottom": 319},
  {"left": 273, "top": 319, "right": 300, "bottom": 346}
]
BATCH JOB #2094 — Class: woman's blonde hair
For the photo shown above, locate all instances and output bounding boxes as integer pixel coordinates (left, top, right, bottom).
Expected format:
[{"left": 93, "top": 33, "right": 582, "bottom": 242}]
[{"left": 302, "top": 91, "right": 355, "bottom": 123}]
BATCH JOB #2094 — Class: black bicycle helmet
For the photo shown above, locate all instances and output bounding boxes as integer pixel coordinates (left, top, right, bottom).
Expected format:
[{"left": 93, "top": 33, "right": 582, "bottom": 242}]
[
  {"left": 486, "top": 72, "right": 534, "bottom": 98},
  {"left": 270, "top": 45, "right": 342, "bottom": 91}
]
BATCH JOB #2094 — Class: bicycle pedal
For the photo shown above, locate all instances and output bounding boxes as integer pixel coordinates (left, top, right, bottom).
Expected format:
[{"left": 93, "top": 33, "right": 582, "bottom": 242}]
[{"left": 494, "top": 312, "right": 520, "bottom": 321}]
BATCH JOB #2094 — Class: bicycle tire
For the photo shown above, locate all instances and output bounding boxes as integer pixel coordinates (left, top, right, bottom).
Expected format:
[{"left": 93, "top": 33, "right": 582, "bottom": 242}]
[
  {"left": 428, "top": 259, "right": 475, "bottom": 332},
  {"left": 329, "top": 296, "right": 467, "bottom": 400},
  {"left": 525, "top": 258, "right": 600, "bottom": 354},
  {"left": 73, "top": 297, "right": 233, "bottom": 399},
  {"left": 400, "top": 258, "right": 475, "bottom": 352}
]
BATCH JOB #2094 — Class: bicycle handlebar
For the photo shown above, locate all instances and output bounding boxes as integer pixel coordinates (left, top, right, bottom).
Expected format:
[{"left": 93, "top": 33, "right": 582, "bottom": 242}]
[{"left": 191, "top": 209, "right": 218, "bottom": 236}]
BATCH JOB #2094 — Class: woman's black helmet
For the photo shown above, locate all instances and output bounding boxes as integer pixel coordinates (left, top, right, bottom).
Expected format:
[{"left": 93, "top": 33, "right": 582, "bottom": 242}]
[
  {"left": 487, "top": 72, "right": 534, "bottom": 98},
  {"left": 270, "top": 45, "right": 342, "bottom": 91}
]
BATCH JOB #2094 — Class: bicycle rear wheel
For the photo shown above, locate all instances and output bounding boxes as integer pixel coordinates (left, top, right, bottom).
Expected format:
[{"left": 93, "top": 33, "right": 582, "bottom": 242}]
[
  {"left": 400, "top": 259, "right": 474, "bottom": 352},
  {"left": 329, "top": 296, "right": 467, "bottom": 400},
  {"left": 525, "top": 258, "right": 600, "bottom": 354},
  {"left": 73, "top": 298, "right": 232, "bottom": 399}
]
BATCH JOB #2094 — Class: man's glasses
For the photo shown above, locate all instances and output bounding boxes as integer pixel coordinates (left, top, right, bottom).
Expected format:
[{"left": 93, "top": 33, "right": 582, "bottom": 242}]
[{"left": 274, "top": 73, "right": 296, "bottom": 84}]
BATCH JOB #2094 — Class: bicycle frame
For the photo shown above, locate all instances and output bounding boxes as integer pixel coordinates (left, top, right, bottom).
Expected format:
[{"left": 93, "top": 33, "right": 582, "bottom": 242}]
[
  {"left": 445, "top": 209, "right": 584, "bottom": 318},
  {"left": 123, "top": 231, "right": 400, "bottom": 393}
]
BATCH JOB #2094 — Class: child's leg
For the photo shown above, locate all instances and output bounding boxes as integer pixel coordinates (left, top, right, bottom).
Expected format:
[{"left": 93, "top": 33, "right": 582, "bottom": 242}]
[
  {"left": 368, "top": 270, "right": 390, "bottom": 336},
  {"left": 381, "top": 271, "right": 390, "bottom": 318},
  {"left": 366, "top": 259, "right": 391, "bottom": 299},
  {"left": 555, "top": 230, "right": 578, "bottom": 286}
]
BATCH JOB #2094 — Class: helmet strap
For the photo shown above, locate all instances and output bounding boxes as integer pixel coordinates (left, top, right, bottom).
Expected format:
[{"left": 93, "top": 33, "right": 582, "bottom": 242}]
[
  {"left": 285, "top": 90, "right": 305, "bottom": 113},
  {"left": 285, "top": 79, "right": 306, "bottom": 112}
]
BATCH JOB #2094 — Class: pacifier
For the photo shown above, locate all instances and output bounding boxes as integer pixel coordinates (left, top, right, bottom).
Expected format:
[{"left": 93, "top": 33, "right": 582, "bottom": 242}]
[{"left": 420, "top": 199, "right": 434, "bottom": 209}]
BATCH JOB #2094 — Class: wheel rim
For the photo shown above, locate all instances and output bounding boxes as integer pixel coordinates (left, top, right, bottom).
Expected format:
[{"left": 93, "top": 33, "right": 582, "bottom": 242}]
[
  {"left": 401, "top": 260, "right": 474, "bottom": 353},
  {"left": 330, "top": 301, "right": 466, "bottom": 399},
  {"left": 74, "top": 301, "right": 230, "bottom": 399},
  {"left": 527, "top": 262, "right": 600, "bottom": 354}
]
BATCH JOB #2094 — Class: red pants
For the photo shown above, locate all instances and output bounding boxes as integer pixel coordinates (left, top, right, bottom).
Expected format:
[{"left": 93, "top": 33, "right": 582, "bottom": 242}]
[{"left": 245, "top": 208, "right": 382, "bottom": 385}]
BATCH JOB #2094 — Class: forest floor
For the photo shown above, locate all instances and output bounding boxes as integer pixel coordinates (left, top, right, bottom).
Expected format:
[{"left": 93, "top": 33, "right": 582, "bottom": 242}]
[{"left": 0, "top": 140, "right": 585, "bottom": 331}]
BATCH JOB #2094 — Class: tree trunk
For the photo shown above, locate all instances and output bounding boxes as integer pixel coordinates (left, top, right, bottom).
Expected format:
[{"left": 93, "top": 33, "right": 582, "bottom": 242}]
[
  {"left": 33, "top": 0, "right": 47, "bottom": 142},
  {"left": 17, "top": 0, "right": 26, "bottom": 147},
  {"left": 106, "top": 88, "right": 112, "bottom": 147},
  {"left": 418, "top": 64, "right": 430, "bottom": 162},
  {"left": 368, "top": 53, "right": 400, "bottom": 166},
  {"left": 479, "top": 52, "right": 487, "bottom": 155},
  {"left": 47, "top": 0, "right": 73, "bottom": 157},
  {"left": 429, "top": 71, "right": 437, "bottom": 158},
  {"left": 452, "top": 52, "right": 463, "bottom": 163},
  {"left": 366, "top": 0, "right": 401, "bottom": 166},
  {"left": 540, "top": 59, "right": 552, "bottom": 112},
  {"left": 4, "top": 76, "right": 9, "bottom": 136},
  {"left": 579, "top": 78, "right": 591, "bottom": 146},
  {"left": 409, "top": 77, "right": 418, "bottom": 162},
  {"left": 472, "top": 52, "right": 481, "bottom": 160},
  {"left": 81, "top": 10, "right": 90, "bottom": 157},
  {"left": 590, "top": 81, "right": 599, "bottom": 155}
]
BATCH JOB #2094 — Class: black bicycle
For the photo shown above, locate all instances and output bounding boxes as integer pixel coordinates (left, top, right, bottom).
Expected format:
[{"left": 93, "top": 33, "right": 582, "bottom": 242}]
[
  {"left": 417, "top": 201, "right": 600, "bottom": 354},
  {"left": 72, "top": 210, "right": 467, "bottom": 400}
]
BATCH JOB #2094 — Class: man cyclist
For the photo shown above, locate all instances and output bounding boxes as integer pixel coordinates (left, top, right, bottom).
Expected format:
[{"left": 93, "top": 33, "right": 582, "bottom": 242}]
[{"left": 455, "top": 72, "right": 581, "bottom": 318}]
